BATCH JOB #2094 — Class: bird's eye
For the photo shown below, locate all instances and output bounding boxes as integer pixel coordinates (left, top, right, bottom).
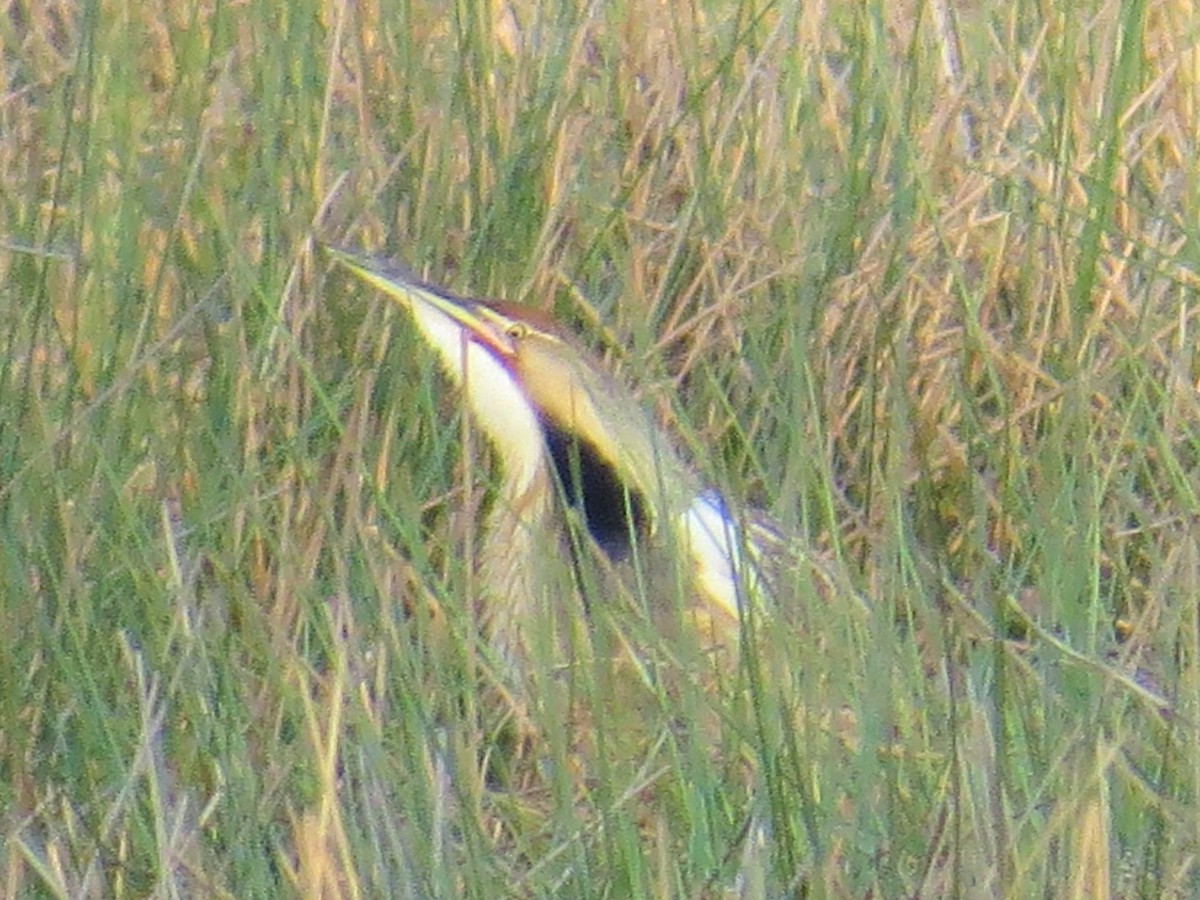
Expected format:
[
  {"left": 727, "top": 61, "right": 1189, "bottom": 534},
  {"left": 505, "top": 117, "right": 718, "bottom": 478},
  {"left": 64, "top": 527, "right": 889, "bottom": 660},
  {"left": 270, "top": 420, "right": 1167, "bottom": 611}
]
[{"left": 505, "top": 322, "right": 527, "bottom": 339}]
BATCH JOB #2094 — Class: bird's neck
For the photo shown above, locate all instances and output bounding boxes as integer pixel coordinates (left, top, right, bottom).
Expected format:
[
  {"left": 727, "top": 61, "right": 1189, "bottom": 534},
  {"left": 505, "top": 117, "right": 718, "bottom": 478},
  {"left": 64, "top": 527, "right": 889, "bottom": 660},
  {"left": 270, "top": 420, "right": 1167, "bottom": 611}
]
[
  {"left": 477, "top": 457, "right": 557, "bottom": 662},
  {"left": 497, "top": 455, "right": 556, "bottom": 531}
]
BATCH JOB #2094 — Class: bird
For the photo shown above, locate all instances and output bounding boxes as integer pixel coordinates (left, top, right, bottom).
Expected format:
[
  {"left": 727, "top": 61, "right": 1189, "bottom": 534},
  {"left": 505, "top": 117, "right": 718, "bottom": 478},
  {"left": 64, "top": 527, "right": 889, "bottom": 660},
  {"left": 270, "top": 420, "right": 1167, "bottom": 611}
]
[{"left": 325, "top": 245, "right": 783, "bottom": 684}]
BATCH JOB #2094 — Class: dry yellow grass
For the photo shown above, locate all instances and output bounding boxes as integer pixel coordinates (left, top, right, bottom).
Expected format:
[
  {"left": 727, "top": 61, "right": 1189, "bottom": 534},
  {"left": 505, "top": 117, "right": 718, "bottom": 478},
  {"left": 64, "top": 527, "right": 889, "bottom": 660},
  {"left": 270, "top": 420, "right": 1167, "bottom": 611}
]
[{"left": 3, "top": 0, "right": 1199, "bottom": 895}]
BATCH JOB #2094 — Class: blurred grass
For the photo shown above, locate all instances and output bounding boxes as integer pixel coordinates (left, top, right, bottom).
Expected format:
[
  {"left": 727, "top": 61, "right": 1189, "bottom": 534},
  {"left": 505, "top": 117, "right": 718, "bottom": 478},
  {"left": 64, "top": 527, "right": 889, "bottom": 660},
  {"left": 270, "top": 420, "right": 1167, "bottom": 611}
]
[{"left": 3, "top": 0, "right": 1200, "bottom": 895}]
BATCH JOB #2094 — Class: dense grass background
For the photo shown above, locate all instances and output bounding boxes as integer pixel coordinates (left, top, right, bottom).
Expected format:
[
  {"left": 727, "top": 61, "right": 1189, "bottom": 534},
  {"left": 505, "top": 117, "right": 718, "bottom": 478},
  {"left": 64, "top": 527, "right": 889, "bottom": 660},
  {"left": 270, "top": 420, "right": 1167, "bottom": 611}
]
[{"left": 3, "top": 0, "right": 1200, "bottom": 896}]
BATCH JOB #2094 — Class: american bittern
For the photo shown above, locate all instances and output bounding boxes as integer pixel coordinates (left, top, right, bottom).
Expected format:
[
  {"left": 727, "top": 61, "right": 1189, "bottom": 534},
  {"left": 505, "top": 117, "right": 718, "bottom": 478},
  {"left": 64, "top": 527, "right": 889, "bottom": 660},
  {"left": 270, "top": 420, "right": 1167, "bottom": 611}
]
[{"left": 327, "top": 246, "right": 780, "bottom": 676}]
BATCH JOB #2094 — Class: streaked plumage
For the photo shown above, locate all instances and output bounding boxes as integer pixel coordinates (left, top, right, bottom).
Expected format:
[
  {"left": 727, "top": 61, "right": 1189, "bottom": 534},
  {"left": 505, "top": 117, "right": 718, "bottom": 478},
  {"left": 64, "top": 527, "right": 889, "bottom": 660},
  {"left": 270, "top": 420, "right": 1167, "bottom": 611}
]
[{"left": 327, "top": 246, "right": 777, "bottom": 675}]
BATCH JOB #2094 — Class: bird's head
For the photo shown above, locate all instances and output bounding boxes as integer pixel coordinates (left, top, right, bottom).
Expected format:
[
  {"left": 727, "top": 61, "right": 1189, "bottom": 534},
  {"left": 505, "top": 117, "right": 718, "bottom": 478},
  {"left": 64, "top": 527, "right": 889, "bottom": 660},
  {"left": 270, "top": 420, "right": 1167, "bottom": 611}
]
[{"left": 328, "top": 247, "right": 696, "bottom": 560}]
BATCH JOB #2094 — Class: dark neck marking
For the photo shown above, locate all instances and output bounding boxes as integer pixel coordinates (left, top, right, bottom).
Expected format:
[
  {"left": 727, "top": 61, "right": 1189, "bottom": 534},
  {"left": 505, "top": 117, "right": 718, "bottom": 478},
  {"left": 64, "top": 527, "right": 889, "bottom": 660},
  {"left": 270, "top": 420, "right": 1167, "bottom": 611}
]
[{"left": 539, "top": 419, "right": 648, "bottom": 561}]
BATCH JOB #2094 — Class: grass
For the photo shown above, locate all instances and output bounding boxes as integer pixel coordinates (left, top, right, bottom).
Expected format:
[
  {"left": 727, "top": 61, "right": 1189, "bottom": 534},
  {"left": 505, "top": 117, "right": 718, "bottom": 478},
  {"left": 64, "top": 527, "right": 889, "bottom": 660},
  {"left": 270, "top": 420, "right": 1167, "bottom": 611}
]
[{"left": 3, "top": 0, "right": 1200, "bottom": 895}]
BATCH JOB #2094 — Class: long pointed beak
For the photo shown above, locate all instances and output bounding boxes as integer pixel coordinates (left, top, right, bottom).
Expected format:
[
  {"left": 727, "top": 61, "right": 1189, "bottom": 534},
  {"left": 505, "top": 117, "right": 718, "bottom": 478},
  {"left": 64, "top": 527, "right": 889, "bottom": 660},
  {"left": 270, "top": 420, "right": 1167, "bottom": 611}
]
[{"left": 325, "top": 245, "right": 514, "bottom": 358}]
